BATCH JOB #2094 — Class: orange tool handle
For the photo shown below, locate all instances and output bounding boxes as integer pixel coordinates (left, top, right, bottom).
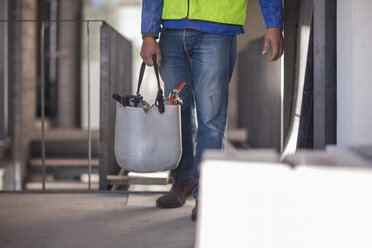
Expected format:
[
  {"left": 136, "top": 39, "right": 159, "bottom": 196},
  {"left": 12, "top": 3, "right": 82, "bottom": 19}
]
[
  {"left": 169, "top": 81, "right": 187, "bottom": 105},
  {"left": 177, "top": 81, "right": 186, "bottom": 92}
]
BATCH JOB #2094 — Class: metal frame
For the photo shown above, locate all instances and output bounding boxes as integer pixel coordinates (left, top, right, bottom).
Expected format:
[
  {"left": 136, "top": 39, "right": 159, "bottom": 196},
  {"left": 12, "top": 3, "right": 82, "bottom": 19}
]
[
  {"left": 0, "top": 18, "right": 5, "bottom": 142},
  {"left": 87, "top": 21, "right": 92, "bottom": 190},
  {"left": 39, "top": 20, "right": 96, "bottom": 191},
  {"left": 39, "top": 20, "right": 97, "bottom": 191},
  {"left": 0, "top": 0, "right": 7, "bottom": 142},
  {"left": 41, "top": 22, "right": 46, "bottom": 190},
  {"left": 6, "top": 0, "right": 13, "bottom": 142},
  {"left": 99, "top": 23, "right": 132, "bottom": 190},
  {"left": 0, "top": 19, "right": 115, "bottom": 191},
  {"left": 283, "top": 0, "right": 300, "bottom": 144},
  {"left": 281, "top": 0, "right": 313, "bottom": 158},
  {"left": 0, "top": 19, "right": 133, "bottom": 191}
]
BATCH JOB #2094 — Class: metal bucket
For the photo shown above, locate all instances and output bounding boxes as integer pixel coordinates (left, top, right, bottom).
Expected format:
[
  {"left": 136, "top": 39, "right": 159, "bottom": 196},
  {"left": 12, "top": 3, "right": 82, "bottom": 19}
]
[{"left": 114, "top": 103, "right": 182, "bottom": 173}]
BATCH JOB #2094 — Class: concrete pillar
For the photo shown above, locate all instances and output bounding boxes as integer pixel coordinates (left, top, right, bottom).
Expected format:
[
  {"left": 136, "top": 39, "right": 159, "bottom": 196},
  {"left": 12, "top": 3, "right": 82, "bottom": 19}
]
[
  {"left": 58, "top": 0, "right": 81, "bottom": 127},
  {"left": 337, "top": 0, "right": 372, "bottom": 145},
  {"left": 10, "top": 0, "right": 38, "bottom": 190}
]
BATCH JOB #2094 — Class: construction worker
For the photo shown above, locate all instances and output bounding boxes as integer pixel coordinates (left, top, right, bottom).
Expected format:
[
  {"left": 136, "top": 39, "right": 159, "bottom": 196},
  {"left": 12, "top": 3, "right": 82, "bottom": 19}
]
[{"left": 140, "top": 0, "right": 284, "bottom": 221}]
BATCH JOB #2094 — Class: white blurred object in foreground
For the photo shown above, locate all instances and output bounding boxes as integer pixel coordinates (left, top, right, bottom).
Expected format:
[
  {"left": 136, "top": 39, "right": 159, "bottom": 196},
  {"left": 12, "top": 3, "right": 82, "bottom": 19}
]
[{"left": 196, "top": 149, "right": 372, "bottom": 248}]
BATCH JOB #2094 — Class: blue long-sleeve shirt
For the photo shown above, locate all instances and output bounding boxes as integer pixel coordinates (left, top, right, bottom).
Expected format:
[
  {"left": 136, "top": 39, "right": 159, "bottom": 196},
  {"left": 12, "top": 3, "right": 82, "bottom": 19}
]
[{"left": 141, "top": 0, "right": 283, "bottom": 37}]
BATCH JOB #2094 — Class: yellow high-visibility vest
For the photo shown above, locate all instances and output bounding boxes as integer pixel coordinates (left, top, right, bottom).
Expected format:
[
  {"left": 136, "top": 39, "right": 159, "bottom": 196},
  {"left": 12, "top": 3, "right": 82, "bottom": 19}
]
[{"left": 162, "top": 0, "right": 248, "bottom": 26}]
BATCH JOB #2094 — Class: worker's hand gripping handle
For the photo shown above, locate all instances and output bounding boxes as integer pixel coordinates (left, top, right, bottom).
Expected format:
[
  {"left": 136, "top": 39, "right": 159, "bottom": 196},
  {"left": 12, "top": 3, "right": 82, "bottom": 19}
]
[{"left": 136, "top": 55, "right": 165, "bottom": 113}]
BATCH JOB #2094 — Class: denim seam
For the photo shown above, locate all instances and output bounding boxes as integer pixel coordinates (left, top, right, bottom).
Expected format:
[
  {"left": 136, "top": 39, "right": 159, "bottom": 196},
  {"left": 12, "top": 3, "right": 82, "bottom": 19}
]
[
  {"left": 183, "top": 29, "right": 193, "bottom": 92},
  {"left": 182, "top": 29, "right": 191, "bottom": 58}
]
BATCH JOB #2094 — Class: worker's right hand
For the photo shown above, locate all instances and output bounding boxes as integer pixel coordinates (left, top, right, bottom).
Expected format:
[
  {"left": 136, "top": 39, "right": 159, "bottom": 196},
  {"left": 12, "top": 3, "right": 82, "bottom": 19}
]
[{"left": 140, "top": 37, "right": 162, "bottom": 67}]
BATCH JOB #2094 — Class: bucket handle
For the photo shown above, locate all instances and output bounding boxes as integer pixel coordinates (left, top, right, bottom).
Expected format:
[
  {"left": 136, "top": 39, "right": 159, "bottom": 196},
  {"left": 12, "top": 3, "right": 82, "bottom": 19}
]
[{"left": 136, "top": 55, "right": 165, "bottom": 113}]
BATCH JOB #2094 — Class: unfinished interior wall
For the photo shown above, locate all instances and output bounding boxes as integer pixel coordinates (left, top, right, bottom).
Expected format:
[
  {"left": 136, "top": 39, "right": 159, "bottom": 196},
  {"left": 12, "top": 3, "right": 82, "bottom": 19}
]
[
  {"left": 313, "top": 0, "right": 336, "bottom": 149},
  {"left": 228, "top": 0, "right": 267, "bottom": 130},
  {"left": 233, "top": 0, "right": 282, "bottom": 150},
  {"left": 238, "top": 38, "right": 282, "bottom": 150},
  {"left": 7, "top": 0, "right": 38, "bottom": 190}
]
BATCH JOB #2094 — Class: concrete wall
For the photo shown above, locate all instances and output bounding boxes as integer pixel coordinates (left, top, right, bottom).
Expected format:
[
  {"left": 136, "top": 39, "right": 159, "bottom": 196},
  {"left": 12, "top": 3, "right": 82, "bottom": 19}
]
[
  {"left": 313, "top": 0, "right": 337, "bottom": 148},
  {"left": 337, "top": 0, "right": 372, "bottom": 145},
  {"left": 7, "top": 0, "right": 38, "bottom": 190},
  {"left": 228, "top": 0, "right": 268, "bottom": 129},
  {"left": 232, "top": 0, "right": 282, "bottom": 150},
  {"left": 238, "top": 38, "right": 282, "bottom": 150}
]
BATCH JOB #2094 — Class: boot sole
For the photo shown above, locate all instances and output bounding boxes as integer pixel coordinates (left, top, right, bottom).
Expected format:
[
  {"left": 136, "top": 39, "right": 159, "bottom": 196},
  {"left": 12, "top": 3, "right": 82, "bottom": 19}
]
[
  {"left": 191, "top": 207, "right": 197, "bottom": 221},
  {"left": 156, "top": 200, "right": 185, "bottom": 208},
  {"left": 191, "top": 214, "right": 197, "bottom": 221}
]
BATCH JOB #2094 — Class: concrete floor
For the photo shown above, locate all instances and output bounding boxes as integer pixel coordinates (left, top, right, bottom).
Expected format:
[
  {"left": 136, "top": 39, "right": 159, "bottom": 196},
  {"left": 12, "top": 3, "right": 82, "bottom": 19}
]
[{"left": 0, "top": 193, "right": 196, "bottom": 248}]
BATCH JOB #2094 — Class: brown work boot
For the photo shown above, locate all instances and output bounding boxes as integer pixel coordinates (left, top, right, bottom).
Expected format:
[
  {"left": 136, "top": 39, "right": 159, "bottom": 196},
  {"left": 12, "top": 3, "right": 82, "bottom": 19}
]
[{"left": 156, "top": 179, "right": 197, "bottom": 208}]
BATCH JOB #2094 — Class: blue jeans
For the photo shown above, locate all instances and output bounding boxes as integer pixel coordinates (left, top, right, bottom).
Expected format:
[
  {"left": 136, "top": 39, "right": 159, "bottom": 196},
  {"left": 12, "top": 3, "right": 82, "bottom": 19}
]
[{"left": 159, "top": 29, "right": 237, "bottom": 198}]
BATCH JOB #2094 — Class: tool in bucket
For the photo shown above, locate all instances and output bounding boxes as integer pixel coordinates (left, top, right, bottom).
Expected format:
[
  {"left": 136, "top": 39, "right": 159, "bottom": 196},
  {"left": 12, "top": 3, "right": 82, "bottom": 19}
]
[
  {"left": 112, "top": 93, "right": 150, "bottom": 111},
  {"left": 113, "top": 55, "right": 182, "bottom": 173},
  {"left": 112, "top": 55, "right": 163, "bottom": 112},
  {"left": 169, "top": 81, "right": 186, "bottom": 105}
]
